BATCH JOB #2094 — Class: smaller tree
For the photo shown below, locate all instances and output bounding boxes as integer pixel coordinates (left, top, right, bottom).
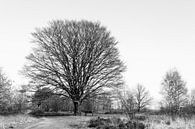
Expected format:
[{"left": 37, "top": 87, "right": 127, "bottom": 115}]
[
  {"left": 81, "top": 99, "right": 94, "bottom": 115},
  {"left": 61, "top": 97, "right": 73, "bottom": 111},
  {"left": 0, "top": 69, "right": 12, "bottom": 112},
  {"left": 31, "top": 87, "right": 67, "bottom": 112},
  {"left": 12, "top": 89, "right": 29, "bottom": 113},
  {"left": 99, "top": 92, "right": 113, "bottom": 112},
  {"left": 161, "top": 69, "right": 187, "bottom": 116},
  {"left": 81, "top": 92, "right": 113, "bottom": 115},
  {"left": 181, "top": 89, "right": 195, "bottom": 116},
  {"left": 118, "top": 89, "right": 136, "bottom": 120},
  {"left": 190, "top": 89, "right": 195, "bottom": 106},
  {"left": 31, "top": 87, "right": 53, "bottom": 111},
  {"left": 47, "top": 95, "right": 63, "bottom": 112},
  {"left": 134, "top": 84, "right": 152, "bottom": 112}
]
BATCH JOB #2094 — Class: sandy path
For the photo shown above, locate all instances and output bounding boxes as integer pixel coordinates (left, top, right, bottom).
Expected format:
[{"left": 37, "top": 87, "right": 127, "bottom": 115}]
[{"left": 23, "top": 116, "right": 93, "bottom": 129}]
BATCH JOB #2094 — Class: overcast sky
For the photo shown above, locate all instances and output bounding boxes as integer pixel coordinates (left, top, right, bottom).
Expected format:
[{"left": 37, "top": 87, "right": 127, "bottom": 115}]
[{"left": 0, "top": 0, "right": 195, "bottom": 108}]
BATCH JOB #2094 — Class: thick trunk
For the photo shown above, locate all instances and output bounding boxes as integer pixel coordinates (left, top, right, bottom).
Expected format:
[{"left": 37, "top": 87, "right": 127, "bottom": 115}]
[
  {"left": 137, "top": 106, "right": 140, "bottom": 112},
  {"left": 73, "top": 101, "right": 79, "bottom": 116}
]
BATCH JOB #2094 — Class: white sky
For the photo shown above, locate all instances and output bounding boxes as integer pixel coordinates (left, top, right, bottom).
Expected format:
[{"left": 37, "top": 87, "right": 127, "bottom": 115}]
[{"left": 0, "top": 0, "right": 195, "bottom": 107}]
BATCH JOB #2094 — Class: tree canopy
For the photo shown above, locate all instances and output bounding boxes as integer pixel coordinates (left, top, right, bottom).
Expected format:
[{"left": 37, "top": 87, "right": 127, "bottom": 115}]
[{"left": 24, "top": 20, "right": 125, "bottom": 115}]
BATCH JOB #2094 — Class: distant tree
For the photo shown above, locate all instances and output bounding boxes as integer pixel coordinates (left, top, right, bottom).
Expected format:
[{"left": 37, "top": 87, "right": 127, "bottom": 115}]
[
  {"left": 23, "top": 20, "right": 125, "bottom": 115},
  {"left": 118, "top": 89, "right": 136, "bottom": 120},
  {"left": 134, "top": 84, "right": 152, "bottom": 112},
  {"left": 32, "top": 87, "right": 68, "bottom": 112},
  {"left": 47, "top": 95, "right": 63, "bottom": 112},
  {"left": 101, "top": 92, "right": 113, "bottom": 112},
  {"left": 12, "top": 88, "right": 29, "bottom": 113},
  {"left": 31, "top": 87, "right": 53, "bottom": 111},
  {"left": 61, "top": 97, "right": 73, "bottom": 111},
  {"left": 126, "top": 92, "right": 136, "bottom": 111},
  {"left": 161, "top": 69, "right": 187, "bottom": 115},
  {"left": 190, "top": 89, "right": 195, "bottom": 106},
  {"left": 0, "top": 69, "right": 12, "bottom": 112},
  {"left": 81, "top": 98, "right": 94, "bottom": 115},
  {"left": 181, "top": 89, "right": 195, "bottom": 115}
]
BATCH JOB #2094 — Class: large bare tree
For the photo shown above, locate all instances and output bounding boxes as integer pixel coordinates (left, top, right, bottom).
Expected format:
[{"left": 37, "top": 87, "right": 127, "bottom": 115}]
[
  {"left": 23, "top": 20, "right": 125, "bottom": 115},
  {"left": 134, "top": 84, "right": 152, "bottom": 112},
  {"left": 161, "top": 69, "right": 187, "bottom": 115}
]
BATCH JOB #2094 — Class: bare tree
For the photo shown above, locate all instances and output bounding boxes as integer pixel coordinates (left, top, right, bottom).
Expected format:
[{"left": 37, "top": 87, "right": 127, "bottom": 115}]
[
  {"left": 117, "top": 89, "right": 136, "bottom": 120},
  {"left": 161, "top": 69, "right": 187, "bottom": 116},
  {"left": 190, "top": 89, "right": 195, "bottom": 106},
  {"left": 134, "top": 84, "right": 152, "bottom": 112},
  {"left": 0, "top": 69, "right": 12, "bottom": 110},
  {"left": 23, "top": 20, "right": 125, "bottom": 115}
]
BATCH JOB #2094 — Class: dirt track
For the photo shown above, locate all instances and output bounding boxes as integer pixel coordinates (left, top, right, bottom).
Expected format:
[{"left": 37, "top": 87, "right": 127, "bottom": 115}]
[{"left": 22, "top": 116, "right": 93, "bottom": 129}]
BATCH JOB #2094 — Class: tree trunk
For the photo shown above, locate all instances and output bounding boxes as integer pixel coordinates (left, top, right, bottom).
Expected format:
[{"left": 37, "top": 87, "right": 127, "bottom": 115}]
[
  {"left": 73, "top": 101, "right": 79, "bottom": 116},
  {"left": 137, "top": 106, "right": 140, "bottom": 112}
]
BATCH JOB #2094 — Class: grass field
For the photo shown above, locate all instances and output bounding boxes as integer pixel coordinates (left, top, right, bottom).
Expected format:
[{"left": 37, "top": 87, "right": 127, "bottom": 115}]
[{"left": 0, "top": 114, "right": 195, "bottom": 129}]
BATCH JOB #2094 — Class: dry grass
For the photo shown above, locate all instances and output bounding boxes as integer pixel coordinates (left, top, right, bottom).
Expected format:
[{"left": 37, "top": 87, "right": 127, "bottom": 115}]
[
  {"left": 0, "top": 114, "right": 195, "bottom": 129},
  {"left": 145, "top": 115, "right": 195, "bottom": 129},
  {"left": 0, "top": 114, "right": 39, "bottom": 129},
  {"left": 78, "top": 114, "right": 195, "bottom": 129}
]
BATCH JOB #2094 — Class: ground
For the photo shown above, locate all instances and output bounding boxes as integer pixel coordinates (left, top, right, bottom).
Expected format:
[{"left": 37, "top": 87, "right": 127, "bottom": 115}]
[
  {"left": 0, "top": 114, "right": 95, "bottom": 129},
  {"left": 22, "top": 116, "right": 95, "bottom": 129},
  {"left": 0, "top": 114, "right": 38, "bottom": 129},
  {"left": 1, "top": 114, "right": 195, "bottom": 129}
]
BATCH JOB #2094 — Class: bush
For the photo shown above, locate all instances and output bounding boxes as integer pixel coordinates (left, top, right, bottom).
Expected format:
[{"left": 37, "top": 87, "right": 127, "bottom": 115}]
[
  {"left": 0, "top": 105, "right": 21, "bottom": 115},
  {"left": 165, "top": 120, "right": 171, "bottom": 125},
  {"left": 28, "top": 110, "right": 72, "bottom": 117},
  {"left": 88, "top": 117, "right": 112, "bottom": 128},
  {"left": 40, "top": 112, "right": 72, "bottom": 116},
  {"left": 104, "top": 110, "right": 123, "bottom": 114},
  {"left": 29, "top": 109, "right": 44, "bottom": 116},
  {"left": 88, "top": 119, "right": 100, "bottom": 128},
  {"left": 88, "top": 117, "right": 145, "bottom": 129},
  {"left": 135, "top": 115, "right": 147, "bottom": 121}
]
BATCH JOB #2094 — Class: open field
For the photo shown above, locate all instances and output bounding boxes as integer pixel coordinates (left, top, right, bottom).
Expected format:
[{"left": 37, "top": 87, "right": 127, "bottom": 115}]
[{"left": 0, "top": 114, "right": 195, "bottom": 129}]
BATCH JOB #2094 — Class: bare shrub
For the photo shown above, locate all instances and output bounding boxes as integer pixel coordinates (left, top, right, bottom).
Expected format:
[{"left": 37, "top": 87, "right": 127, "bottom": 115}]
[{"left": 88, "top": 117, "right": 145, "bottom": 129}]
